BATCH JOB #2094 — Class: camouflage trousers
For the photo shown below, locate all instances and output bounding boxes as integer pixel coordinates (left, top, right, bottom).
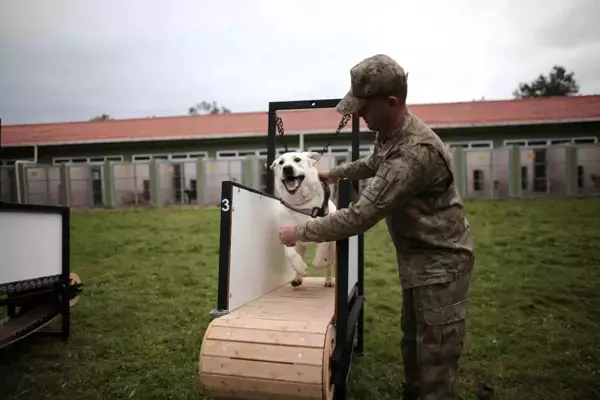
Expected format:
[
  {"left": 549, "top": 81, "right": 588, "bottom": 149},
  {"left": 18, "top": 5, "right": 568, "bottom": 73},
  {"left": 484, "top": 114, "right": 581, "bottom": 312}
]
[{"left": 400, "top": 271, "right": 471, "bottom": 400}]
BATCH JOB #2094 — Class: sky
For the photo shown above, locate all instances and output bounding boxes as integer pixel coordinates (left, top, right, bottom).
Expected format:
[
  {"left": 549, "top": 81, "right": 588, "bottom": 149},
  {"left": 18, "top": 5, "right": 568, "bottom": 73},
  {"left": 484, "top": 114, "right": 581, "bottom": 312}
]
[{"left": 1, "top": 0, "right": 599, "bottom": 125}]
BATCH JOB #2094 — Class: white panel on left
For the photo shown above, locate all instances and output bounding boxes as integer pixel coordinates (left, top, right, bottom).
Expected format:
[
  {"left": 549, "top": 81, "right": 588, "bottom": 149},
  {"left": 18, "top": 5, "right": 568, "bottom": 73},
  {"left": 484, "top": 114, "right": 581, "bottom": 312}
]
[
  {"left": 228, "top": 187, "right": 296, "bottom": 313},
  {"left": 348, "top": 235, "right": 359, "bottom": 296},
  {"left": 0, "top": 211, "right": 63, "bottom": 285}
]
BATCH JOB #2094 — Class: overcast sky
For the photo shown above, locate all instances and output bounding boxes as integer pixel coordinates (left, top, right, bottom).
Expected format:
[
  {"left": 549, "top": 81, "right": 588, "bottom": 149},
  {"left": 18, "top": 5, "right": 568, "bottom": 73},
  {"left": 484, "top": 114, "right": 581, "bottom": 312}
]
[{"left": 1, "top": 0, "right": 599, "bottom": 125}]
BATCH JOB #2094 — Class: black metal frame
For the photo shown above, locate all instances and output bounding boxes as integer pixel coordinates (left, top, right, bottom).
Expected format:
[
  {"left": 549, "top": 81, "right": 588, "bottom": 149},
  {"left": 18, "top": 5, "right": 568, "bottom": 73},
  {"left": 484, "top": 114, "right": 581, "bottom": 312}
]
[
  {"left": 0, "top": 201, "right": 72, "bottom": 347},
  {"left": 209, "top": 99, "right": 366, "bottom": 399},
  {"left": 216, "top": 181, "right": 233, "bottom": 313},
  {"left": 266, "top": 98, "right": 358, "bottom": 196},
  {"left": 266, "top": 99, "right": 365, "bottom": 400}
]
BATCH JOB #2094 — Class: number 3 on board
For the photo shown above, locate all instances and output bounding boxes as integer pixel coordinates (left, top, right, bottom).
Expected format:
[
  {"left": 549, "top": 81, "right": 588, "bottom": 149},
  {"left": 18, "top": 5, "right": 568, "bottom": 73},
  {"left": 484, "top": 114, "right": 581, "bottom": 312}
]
[{"left": 221, "top": 198, "right": 230, "bottom": 212}]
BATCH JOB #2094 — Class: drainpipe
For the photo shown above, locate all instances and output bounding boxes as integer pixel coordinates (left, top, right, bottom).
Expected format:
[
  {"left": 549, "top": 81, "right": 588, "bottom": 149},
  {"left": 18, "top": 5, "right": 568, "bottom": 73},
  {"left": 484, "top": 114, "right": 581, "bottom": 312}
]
[
  {"left": 299, "top": 133, "right": 305, "bottom": 152},
  {"left": 14, "top": 145, "right": 38, "bottom": 203}
]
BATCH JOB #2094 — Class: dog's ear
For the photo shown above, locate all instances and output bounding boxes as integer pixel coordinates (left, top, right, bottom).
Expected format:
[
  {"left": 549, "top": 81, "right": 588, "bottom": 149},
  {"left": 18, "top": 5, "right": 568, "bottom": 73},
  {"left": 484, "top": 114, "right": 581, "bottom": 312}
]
[
  {"left": 269, "top": 157, "right": 279, "bottom": 171},
  {"left": 303, "top": 151, "right": 321, "bottom": 164}
]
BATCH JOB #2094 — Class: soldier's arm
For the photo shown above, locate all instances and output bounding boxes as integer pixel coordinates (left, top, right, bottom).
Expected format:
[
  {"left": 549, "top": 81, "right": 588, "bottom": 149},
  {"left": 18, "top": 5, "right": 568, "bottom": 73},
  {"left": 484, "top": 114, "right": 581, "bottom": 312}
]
[
  {"left": 328, "top": 154, "right": 378, "bottom": 182},
  {"left": 297, "top": 145, "right": 441, "bottom": 243}
]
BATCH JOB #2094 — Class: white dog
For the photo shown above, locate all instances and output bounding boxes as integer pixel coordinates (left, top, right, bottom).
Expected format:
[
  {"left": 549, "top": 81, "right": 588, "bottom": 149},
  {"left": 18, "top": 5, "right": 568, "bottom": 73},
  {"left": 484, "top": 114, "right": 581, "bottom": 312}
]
[{"left": 270, "top": 151, "right": 337, "bottom": 288}]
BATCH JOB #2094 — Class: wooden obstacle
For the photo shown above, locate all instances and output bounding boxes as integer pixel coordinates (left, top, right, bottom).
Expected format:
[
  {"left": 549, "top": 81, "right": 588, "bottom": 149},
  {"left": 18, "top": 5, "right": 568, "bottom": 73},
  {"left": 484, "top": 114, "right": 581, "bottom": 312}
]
[
  {"left": 200, "top": 137, "right": 365, "bottom": 399},
  {"left": 199, "top": 277, "right": 336, "bottom": 400},
  {"left": 1, "top": 202, "right": 83, "bottom": 350},
  {"left": 197, "top": 179, "right": 364, "bottom": 400}
]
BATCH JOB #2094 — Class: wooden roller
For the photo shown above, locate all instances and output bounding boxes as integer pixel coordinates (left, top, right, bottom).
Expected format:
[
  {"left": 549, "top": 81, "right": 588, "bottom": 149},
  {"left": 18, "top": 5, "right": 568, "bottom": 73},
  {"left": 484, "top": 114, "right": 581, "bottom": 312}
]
[
  {"left": 68, "top": 272, "right": 82, "bottom": 307},
  {"left": 199, "top": 277, "right": 337, "bottom": 400}
]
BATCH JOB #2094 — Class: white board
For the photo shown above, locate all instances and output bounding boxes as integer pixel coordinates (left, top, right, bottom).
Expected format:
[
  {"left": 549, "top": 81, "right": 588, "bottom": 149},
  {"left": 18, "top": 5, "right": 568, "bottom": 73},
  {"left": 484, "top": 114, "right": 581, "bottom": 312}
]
[
  {"left": 348, "top": 235, "right": 359, "bottom": 296},
  {"left": 228, "top": 186, "right": 296, "bottom": 312},
  {"left": 0, "top": 210, "right": 63, "bottom": 285}
]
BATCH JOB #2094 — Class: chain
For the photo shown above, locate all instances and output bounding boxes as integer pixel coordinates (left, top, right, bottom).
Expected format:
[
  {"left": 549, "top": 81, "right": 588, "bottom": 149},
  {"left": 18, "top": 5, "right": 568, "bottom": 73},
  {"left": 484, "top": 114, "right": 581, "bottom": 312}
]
[
  {"left": 275, "top": 113, "right": 289, "bottom": 153},
  {"left": 274, "top": 112, "right": 351, "bottom": 156},
  {"left": 318, "top": 113, "right": 351, "bottom": 156}
]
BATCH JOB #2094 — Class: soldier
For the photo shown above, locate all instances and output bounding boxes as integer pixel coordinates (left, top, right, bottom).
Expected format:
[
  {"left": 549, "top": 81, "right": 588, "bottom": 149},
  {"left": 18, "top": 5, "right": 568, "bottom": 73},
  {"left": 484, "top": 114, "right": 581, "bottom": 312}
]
[{"left": 278, "top": 54, "right": 475, "bottom": 400}]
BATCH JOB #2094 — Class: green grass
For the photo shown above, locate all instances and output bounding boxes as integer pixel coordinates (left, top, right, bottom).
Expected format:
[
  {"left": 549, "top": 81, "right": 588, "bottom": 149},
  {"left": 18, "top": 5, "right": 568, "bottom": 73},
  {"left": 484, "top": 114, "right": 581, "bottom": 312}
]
[{"left": 1, "top": 198, "right": 600, "bottom": 400}]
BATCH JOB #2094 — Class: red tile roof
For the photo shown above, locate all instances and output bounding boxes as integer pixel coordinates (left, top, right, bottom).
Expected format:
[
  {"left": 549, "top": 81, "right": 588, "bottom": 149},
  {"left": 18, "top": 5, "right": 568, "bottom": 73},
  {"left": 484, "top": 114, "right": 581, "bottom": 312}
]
[{"left": 3, "top": 95, "right": 600, "bottom": 147}]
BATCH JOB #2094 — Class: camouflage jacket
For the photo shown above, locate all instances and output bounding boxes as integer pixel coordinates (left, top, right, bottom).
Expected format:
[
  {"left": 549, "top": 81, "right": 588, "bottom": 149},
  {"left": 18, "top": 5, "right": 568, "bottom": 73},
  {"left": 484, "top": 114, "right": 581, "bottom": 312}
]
[{"left": 296, "top": 110, "right": 475, "bottom": 288}]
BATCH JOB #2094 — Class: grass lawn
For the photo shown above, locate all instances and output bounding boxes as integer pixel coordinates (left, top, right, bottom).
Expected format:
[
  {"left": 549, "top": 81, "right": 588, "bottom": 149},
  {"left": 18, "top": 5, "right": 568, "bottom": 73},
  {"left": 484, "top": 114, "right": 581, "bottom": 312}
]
[{"left": 1, "top": 198, "right": 599, "bottom": 400}]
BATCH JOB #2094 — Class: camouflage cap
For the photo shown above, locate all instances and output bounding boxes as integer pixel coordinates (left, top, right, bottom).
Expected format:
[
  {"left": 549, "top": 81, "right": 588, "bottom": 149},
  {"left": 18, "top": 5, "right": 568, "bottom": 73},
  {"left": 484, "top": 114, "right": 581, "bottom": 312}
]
[{"left": 336, "top": 54, "right": 408, "bottom": 115}]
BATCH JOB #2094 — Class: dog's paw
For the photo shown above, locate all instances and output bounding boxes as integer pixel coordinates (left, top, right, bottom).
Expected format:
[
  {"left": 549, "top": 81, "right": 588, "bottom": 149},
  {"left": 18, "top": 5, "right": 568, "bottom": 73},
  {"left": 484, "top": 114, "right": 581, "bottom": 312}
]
[
  {"left": 296, "top": 262, "right": 309, "bottom": 277},
  {"left": 287, "top": 253, "right": 308, "bottom": 277},
  {"left": 291, "top": 274, "right": 304, "bottom": 287},
  {"left": 324, "top": 277, "right": 335, "bottom": 287}
]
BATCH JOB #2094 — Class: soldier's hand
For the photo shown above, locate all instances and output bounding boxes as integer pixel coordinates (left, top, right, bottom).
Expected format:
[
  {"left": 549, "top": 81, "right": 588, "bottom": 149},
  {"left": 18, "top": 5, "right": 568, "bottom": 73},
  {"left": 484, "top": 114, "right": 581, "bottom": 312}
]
[
  {"left": 278, "top": 226, "right": 298, "bottom": 247},
  {"left": 318, "top": 171, "right": 334, "bottom": 185}
]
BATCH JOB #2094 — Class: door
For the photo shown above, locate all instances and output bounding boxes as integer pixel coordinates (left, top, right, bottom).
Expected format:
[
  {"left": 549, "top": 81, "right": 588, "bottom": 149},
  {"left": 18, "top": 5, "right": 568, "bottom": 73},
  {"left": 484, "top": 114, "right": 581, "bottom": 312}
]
[
  {"left": 533, "top": 149, "right": 548, "bottom": 192},
  {"left": 91, "top": 166, "right": 104, "bottom": 206},
  {"left": 173, "top": 163, "right": 183, "bottom": 204}
]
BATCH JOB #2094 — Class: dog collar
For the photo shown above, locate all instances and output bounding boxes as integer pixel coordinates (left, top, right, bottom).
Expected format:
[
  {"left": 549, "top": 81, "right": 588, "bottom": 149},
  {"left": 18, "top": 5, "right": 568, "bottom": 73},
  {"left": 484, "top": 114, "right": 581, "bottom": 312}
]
[{"left": 280, "top": 181, "right": 331, "bottom": 218}]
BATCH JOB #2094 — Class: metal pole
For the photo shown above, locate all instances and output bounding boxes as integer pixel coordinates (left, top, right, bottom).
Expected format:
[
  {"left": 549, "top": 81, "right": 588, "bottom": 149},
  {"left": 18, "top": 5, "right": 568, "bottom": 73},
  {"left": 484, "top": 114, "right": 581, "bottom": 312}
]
[{"left": 266, "top": 107, "right": 277, "bottom": 196}]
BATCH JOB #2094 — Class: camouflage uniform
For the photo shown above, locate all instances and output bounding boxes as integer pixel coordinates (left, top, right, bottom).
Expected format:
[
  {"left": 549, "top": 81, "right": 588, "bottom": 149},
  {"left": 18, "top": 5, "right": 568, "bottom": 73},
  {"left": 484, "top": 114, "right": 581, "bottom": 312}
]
[{"left": 296, "top": 54, "right": 475, "bottom": 400}]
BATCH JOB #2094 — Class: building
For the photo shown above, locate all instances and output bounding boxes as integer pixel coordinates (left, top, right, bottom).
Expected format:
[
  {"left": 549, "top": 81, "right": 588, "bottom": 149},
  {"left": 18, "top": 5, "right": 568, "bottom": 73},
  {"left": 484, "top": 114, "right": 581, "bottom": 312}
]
[{"left": 1, "top": 95, "right": 599, "bottom": 208}]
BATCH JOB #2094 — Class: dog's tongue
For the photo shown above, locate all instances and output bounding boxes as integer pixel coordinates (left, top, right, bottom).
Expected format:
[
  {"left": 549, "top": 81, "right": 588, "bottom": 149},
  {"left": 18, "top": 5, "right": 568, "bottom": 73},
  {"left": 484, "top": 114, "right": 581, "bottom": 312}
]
[{"left": 284, "top": 177, "right": 300, "bottom": 191}]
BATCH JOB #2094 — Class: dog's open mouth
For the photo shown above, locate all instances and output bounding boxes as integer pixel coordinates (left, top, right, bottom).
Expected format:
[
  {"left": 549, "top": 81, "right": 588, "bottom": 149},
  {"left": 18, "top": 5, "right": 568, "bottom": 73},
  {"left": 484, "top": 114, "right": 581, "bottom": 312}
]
[{"left": 282, "top": 175, "right": 305, "bottom": 194}]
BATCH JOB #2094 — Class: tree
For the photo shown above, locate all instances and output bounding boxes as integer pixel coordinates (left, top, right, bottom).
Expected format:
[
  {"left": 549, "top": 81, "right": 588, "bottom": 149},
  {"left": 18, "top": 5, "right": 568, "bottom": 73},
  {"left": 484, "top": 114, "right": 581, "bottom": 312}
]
[
  {"left": 189, "top": 101, "right": 231, "bottom": 115},
  {"left": 512, "top": 65, "right": 580, "bottom": 99},
  {"left": 89, "top": 113, "right": 112, "bottom": 121}
]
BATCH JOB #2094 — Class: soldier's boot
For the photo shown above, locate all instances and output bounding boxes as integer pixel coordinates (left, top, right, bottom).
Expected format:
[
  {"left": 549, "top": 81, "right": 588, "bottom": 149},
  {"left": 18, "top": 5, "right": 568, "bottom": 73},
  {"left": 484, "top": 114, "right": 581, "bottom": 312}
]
[
  {"left": 477, "top": 383, "right": 494, "bottom": 399},
  {"left": 402, "top": 382, "right": 421, "bottom": 400}
]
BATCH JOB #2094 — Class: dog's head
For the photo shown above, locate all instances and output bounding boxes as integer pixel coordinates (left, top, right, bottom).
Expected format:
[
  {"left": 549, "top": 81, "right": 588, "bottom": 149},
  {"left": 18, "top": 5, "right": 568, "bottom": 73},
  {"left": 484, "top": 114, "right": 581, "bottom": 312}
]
[{"left": 270, "top": 151, "right": 322, "bottom": 200}]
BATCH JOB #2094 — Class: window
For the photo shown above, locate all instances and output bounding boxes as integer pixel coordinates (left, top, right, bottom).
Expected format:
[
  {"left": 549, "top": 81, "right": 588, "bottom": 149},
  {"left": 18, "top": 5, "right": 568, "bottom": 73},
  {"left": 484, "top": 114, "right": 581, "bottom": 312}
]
[
  {"left": 187, "top": 152, "right": 207, "bottom": 159},
  {"left": 574, "top": 137, "right": 596, "bottom": 144},
  {"left": 330, "top": 146, "right": 350, "bottom": 154},
  {"left": 470, "top": 142, "right": 493, "bottom": 148},
  {"left": 255, "top": 148, "right": 299, "bottom": 157},
  {"left": 445, "top": 141, "right": 492, "bottom": 149},
  {"left": 256, "top": 148, "right": 298, "bottom": 157},
  {"left": 217, "top": 150, "right": 248, "bottom": 159},
  {"left": 534, "top": 149, "right": 546, "bottom": 163},
  {"left": 142, "top": 180, "right": 150, "bottom": 202},
  {"left": 53, "top": 155, "right": 124, "bottom": 165},
  {"left": 132, "top": 152, "right": 208, "bottom": 161},
  {"left": 503, "top": 137, "right": 597, "bottom": 147},
  {"left": 473, "top": 169, "right": 484, "bottom": 191},
  {"left": 167, "top": 152, "right": 207, "bottom": 160},
  {"left": 577, "top": 166, "right": 584, "bottom": 189},
  {"left": 307, "top": 146, "right": 349, "bottom": 154},
  {"left": 528, "top": 140, "right": 547, "bottom": 147},
  {"left": 521, "top": 166, "right": 528, "bottom": 190}
]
